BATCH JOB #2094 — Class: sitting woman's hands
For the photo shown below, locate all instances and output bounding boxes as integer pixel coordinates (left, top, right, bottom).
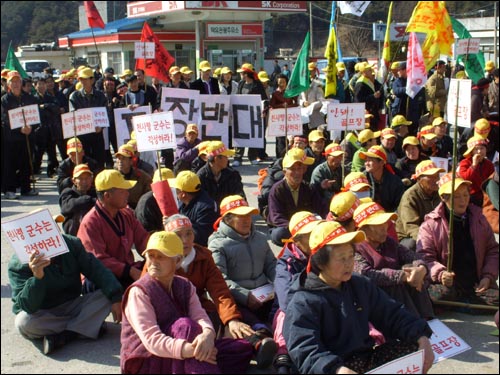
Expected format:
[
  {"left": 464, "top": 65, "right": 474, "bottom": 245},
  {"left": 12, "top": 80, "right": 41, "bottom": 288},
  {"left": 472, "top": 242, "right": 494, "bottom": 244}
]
[
  {"left": 191, "top": 328, "right": 217, "bottom": 364},
  {"left": 441, "top": 271, "right": 455, "bottom": 288}
]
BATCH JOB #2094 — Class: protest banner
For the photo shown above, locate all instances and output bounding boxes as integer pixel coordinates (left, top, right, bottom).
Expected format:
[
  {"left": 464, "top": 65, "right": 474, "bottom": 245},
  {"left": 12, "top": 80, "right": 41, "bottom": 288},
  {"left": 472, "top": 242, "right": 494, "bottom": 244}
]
[
  {"left": 447, "top": 79, "right": 472, "bottom": 128},
  {"left": 132, "top": 111, "right": 176, "bottom": 152},
  {"left": 427, "top": 318, "right": 471, "bottom": 363},
  {"left": 2, "top": 209, "right": 69, "bottom": 264},
  {"left": 230, "top": 94, "right": 264, "bottom": 148},
  {"left": 160, "top": 87, "right": 200, "bottom": 139},
  {"left": 114, "top": 106, "right": 151, "bottom": 147},
  {"left": 134, "top": 41, "right": 155, "bottom": 59},
  {"left": 198, "top": 94, "right": 231, "bottom": 146},
  {"left": 327, "top": 102, "right": 365, "bottom": 131},
  {"left": 61, "top": 107, "right": 109, "bottom": 139},
  {"left": 367, "top": 349, "right": 424, "bottom": 374},
  {"left": 8, "top": 104, "right": 41, "bottom": 129},
  {"left": 151, "top": 180, "right": 179, "bottom": 217},
  {"left": 267, "top": 107, "right": 303, "bottom": 137},
  {"left": 430, "top": 156, "right": 449, "bottom": 173}
]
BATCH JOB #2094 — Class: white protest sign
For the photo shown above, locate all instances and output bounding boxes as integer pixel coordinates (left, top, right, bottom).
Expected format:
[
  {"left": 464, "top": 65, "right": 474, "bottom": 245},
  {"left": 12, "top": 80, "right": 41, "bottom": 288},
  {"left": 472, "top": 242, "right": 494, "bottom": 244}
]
[
  {"left": 427, "top": 319, "right": 471, "bottom": 363},
  {"left": 134, "top": 41, "right": 155, "bottom": 59},
  {"left": 160, "top": 87, "right": 200, "bottom": 140},
  {"left": 1, "top": 209, "right": 69, "bottom": 264},
  {"left": 456, "top": 38, "right": 480, "bottom": 55},
  {"left": 61, "top": 108, "right": 109, "bottom": 139},
  {"left": 267, "top": 107, "right": 303, "bottom": 137},
  {"left": 8, "top": 104, "right": 41, "bottom": 129},
  {"left": 327, "top": 102, "right": 365, "bottom": 131},
  {"left": 132, "top": 111, "right": 176, "bottom": 152},
  {"left": 199, "top": 94, "right": 231, "bottom": 146},
  {"left": 447, "top": 79, "right": 472, "bottom": 128},
  {"left": 430, "top": 157, "right": 449, "bottom": 173},
  {"left": 367, "top": 349, "right": 424, "bottom": 374},
  {"left": 114, "top": 106, "right": 151, "bottom": 148},
  {"left": 92, "top": 107, "right": 110, "bottom": 128},
  {"left": 231, "top": 94, "right": 264, "bottom": 148}
]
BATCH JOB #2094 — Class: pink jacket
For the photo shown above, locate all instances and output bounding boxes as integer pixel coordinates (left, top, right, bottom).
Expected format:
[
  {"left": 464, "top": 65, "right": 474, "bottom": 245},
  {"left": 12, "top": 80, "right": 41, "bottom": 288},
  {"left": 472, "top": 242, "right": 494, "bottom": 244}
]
[{"left": 416, "top": 202, "right": 498, "bottom": 285}]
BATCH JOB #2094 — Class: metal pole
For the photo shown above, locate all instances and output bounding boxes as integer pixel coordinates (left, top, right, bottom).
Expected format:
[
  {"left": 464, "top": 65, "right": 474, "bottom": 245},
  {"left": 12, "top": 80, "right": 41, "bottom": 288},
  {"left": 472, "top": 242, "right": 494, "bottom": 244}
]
[
  {"left": 195, "top": 20, "right": 201, "bottom": 79},
  {"left": 309, "top": 2, "right": 314, "bottom": 58},
  {"left": 21, "top": 108, "right": 35, "bottom": 191}
]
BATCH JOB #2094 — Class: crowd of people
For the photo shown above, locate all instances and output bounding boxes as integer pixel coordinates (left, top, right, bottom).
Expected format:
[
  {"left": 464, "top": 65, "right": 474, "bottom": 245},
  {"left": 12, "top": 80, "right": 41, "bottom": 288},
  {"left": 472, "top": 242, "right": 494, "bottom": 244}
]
[{"left": 2, "top": 56, "right": 499, "bottom": 374}]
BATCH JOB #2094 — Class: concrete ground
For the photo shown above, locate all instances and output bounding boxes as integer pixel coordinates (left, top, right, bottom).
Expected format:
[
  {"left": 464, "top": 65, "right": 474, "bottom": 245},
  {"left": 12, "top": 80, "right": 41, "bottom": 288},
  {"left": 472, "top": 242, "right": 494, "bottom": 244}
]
[{"left": 1, "top": 142, "right": 498, "bottom": 374}]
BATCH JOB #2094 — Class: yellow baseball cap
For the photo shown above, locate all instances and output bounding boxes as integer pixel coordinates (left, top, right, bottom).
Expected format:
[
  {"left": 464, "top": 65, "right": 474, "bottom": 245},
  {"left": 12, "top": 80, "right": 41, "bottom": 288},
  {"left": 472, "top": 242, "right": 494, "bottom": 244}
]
[
  {"left": 199, "top": 61, "right": 212, "bottom": 72},
  {"left": 237, "top": 63, "right": 254, "bottom": 73},
  {"left": 359, "top": 145, "right": 387, "bottom": 163},
  {"left": 323, "top": 143, "right": 344, "bottom": 157},
  {"left": 289, "top": 211, "right": 323, "bottom": 238},
  {"left": 152, "top": 168, "right": 174, "bottom": 183},
  {"left": 72, "top": 164, "right": 93, "bottom": 178},
  {"left": 258, "top": 71, "right": 270, "bottom": 82},
  {"left": 402, "top": 136, "right": 419, "bottom": 149},
  {"left": 485, "top": 60, "right": 495, "bottom": 71},
  {"left": 308, "top": 129, "right": 326, "bottom": 142},
  {"left": 169, "top": 66, "right": 181, "bottom": 75},
  {"left": 78, "top": 67, "right": 94, "bottom": 79},
  {"left": 95, "top": 169, "right": 137, "bottom": 191},
  {"left": 206, "top": 141, "right": 235, "bottom": 158},
  {"left": 114, "top": 144, "right": 135, "bottom": 158},
  {"left": 67, "top": 137, "right": 83, "bottom": 153},
  {"left": 431, "top": 117, "right": 446, "bottom": 127},
  {"left": 390, "top": 61, "right": 401, "bottom": 70},
  {"left": 1, "top": 68, "right": 11, "bottom": 78},
  {"left": 186, "top": 123, "right": 199, "bottom": 134},
  {"left": 120, "top": 69, "right": 134, "bottom": 78},
  {"left": 168, "top": 170, "right": 201, "bottom": 193},
  {"left": 473, "top": 118, "right": 490, "bottom": 139},
  {"left": 419, "top": 125, "right": 437, "bottom": 140},
  {"left": 329, "top": 191, "right": 361, "bottom": 222},
  {"left": 391, "top": 115, "right": 412, "bottom": 128},
  {"left": 142, "top": 231, "right": 184, "bottom": 258},
  {"left": 309, "top": 221, "right": 365, "bottom": 253},
  {"left": 358, "top": 62, "right": 375, "bottom": 73},
  {"left": 438, "top": 173, "right": 472, "bottom": 197},
  {"left": 308, "top": 62, "right": 317, "bottom": 71},
  {"left": 380, "top": 128, "right": 397, "bottom": 139},
  {"left": 283, "top": 148, "right": 314, "bottom": 168},
  {"left": 357, "top": 129, "right": 380, "bottom": 144},
  {"left": 221, "top": 67, "right": 233, "bottom": 75},
  {"left": 463, "top": 135, "right": 489, "bottom": 158},
  {"left": 353, "top": 202, "right": 397, "bottom": 228},
  {"left": 220, "top": 195, "right": 258, "bottom": 217},
  {"left": 344, "top": 172, "right": 370, "bottom": 192},
  {"left": 336, "top": 62, "right": 346, "bottom": 71},
  {"left": 411, "top": 160, "right": 445, "bottom": 180},
  {"left": 180, "top": 66, "right": 193, "bottom": 74},
  {"left": 213, "top": 67, "right": 222, "bottom": 77}
]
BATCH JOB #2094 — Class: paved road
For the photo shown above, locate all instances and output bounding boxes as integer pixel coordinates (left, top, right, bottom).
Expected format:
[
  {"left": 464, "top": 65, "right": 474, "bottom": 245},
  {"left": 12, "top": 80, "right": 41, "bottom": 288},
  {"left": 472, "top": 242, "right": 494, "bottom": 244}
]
[{"left": 1, "top": 148, "right": 498, "bottom": 374}]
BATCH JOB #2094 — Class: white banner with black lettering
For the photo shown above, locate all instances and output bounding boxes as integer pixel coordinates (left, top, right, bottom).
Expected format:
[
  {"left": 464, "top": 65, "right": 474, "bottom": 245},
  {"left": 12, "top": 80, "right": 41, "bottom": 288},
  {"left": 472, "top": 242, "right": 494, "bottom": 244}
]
[
  {"left": 114, "top": 106, "right": 151, "bottom": 148},
  {"left": 230, "top": 94, "right": 264, "bottom": 148},
  {"left": 132, "top": 111, "right": 176, "bottom": 152},
  {"left": 198, "top": 94, "right": 231, "bottom": 146},
  {"left": 160, "top": 88, "right": 201, "bottom": 140}
]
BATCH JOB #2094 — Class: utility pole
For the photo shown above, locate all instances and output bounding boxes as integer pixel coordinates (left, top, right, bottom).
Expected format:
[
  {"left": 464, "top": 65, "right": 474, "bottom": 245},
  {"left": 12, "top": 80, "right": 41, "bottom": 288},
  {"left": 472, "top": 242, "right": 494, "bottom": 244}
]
[
  {"left": 495, "top": 2, "right": 498, "bottom": 64},
  {"left": 309, "top": 2, "right": 313, "bottom": 58}
]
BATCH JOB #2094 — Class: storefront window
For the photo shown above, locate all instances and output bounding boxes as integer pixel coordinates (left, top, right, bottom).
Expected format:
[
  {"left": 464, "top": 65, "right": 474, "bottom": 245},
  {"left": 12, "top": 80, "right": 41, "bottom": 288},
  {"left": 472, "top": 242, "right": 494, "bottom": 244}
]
[{"left": 107, "top": 51, "right": 122, "bottom": 75}]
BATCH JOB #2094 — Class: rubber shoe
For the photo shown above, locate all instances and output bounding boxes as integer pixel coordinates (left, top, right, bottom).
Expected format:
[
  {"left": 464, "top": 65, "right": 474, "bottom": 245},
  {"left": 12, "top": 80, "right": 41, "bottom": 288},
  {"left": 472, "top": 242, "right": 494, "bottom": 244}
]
[
  {"left": 274, "top": 354, "right": 293, "bottom": 374},
  {"left": 42, "top": 331, "right": 76, "bottom": 355},
  {"left": 5, "top": 192, "right": 17, "bottom": 200},
  {"left": 255, "top": 337, "right": 278, "bottom": 369}
]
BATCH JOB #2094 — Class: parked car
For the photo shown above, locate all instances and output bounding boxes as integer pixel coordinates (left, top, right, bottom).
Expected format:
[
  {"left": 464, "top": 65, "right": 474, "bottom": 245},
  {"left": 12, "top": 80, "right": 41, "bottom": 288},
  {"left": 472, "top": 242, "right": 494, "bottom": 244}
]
[
  {"left": 316, "top": 56, "right": 367, "bottom": 82},
  {"left": 20, "top": 60, "right": 50, "bottom": 78}
]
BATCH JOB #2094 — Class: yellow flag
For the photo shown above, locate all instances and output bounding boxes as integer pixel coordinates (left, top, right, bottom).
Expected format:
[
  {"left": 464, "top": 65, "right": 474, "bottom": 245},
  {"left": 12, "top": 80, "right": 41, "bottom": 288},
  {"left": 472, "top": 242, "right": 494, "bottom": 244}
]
[
  {"left": 382, "top": 2, "right": 393, "bottom": 66},
  {"left": 324, "top": 14, "right": 338, "bottom": 97},
  {"left": 406, "top": 1, "right": 454, "bottom": 71}
]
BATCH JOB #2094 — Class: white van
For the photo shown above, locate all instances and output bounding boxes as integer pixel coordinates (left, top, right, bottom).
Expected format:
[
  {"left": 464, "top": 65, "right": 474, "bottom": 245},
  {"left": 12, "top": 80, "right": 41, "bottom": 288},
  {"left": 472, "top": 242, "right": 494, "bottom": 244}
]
[{"left": 20, "top": 60, "right": 50, "bottom": 78}]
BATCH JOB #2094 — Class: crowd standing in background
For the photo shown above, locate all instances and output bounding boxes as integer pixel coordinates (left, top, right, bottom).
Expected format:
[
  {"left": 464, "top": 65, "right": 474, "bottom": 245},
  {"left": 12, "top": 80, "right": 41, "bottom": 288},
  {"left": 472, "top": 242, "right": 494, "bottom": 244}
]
[{"left": 2, "top": 56, "right": 499, "bottom": 374}]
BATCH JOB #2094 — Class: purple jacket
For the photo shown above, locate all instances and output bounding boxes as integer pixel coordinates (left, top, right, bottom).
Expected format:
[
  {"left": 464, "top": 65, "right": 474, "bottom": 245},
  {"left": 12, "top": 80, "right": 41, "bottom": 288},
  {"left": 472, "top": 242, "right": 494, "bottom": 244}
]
[
  {"left": 416, "top": 202, "right": 499, "bottom": 285},
  {"left": 174, "top": 137, "right": 201, "bottom": 164}
]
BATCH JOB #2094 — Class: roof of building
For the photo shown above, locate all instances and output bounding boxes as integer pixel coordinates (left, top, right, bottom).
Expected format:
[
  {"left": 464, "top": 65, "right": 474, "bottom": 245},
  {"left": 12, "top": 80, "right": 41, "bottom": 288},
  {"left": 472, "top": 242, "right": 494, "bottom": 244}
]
[{"left": 65, "top": 17, "right": 147, "bottom": 39}]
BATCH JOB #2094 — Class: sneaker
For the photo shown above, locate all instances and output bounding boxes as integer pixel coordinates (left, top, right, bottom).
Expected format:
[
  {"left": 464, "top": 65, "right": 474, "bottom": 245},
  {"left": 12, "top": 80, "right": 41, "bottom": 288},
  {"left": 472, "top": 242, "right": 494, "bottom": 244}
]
[
  {"left": 274, "top": 354, "right": 293, "bottom": 374},
  {"left": 255, "top": 337, "right": 277, "bottom": 369},
  {"left": 231, "top": 160, "right": 241, "bottom": 167},
  {"left": 21, "top": 189, "right": 39, "bottom": 197},
  {"left": 42, "top": 331, "right": 77, "bottom": 355},
  {"left": 5, "top": 191, "right": 17, "bottom": 200}
]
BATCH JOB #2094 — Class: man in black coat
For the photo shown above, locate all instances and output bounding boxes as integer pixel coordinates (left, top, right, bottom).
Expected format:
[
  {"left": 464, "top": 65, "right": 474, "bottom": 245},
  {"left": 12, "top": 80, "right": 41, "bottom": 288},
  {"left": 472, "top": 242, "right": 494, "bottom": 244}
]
[{"left": 190, "top": 61, "right": 220, "bottom": 95}]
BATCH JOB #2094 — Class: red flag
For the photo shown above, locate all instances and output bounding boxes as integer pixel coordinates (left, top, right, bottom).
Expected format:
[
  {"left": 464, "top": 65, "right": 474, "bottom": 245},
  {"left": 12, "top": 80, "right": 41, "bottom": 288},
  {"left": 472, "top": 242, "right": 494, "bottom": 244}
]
[
  {"left": 151, "top": 180, "right": 179, "bottom": 218},
  {"left": 84, "top": 1, "right": 105, "bottom": 29},
  {"left": 135, "top": 22, "right": 175, "bottom": 83}
]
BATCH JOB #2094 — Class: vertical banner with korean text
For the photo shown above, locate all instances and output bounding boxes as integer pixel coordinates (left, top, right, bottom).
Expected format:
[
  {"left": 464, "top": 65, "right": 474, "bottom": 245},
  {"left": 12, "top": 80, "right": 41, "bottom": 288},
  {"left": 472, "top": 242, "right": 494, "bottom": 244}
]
[
  {"left": 447, "top": 79, "right": 472, "bottom": 128},
  {"left": 2, "top": 209, "right": 69, "bottom": 264},
  {"left": 230, "top": 94, "right": 264, "bottom": 148},
  {"left": 199, "top": 94, "right": 231, "bottom": 146}
]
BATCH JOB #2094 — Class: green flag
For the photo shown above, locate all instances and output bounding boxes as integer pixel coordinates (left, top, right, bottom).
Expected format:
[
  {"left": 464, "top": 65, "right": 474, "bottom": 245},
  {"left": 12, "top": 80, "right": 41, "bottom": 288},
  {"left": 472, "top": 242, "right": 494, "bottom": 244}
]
[
  {"left": 5, "top": 43, "right": 29, "bottom": 78},
  {"left": 451, "top": 17, "right": 485, "bottom": 84},
  {"left": 284, "top": 32, "right": 310, "bottom": 98}
]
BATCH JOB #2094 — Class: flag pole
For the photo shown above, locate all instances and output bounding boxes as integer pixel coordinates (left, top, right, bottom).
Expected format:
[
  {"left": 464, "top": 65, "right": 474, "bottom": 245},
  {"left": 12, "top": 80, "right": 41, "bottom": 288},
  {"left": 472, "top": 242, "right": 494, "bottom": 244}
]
[
  {"left": 21, "top": 108, "right": 36, "bottom": 191},
  {"left": 90, "top": 27, "right": 103, "bottom": 71}
]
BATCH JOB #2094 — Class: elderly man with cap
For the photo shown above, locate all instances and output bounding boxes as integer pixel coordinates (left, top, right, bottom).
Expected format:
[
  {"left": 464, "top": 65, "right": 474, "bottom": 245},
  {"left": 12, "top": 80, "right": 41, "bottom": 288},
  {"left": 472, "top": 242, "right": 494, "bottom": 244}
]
[
  {"left": 273, "top": 211, "right": 322, "bottom": 374},
  {"left": 361, "top": 145, "right": 405, "bottom": 212},
  {"left": 396, "top": 160, "right": 444, "bottom": 251},
  {"left": 417, "top": 173, "right": 499, "bottom": 310},
  {"left": 417, "top": 125, "right": 438, "bottom": 157},
  {"left": 300, "top": 62, "right": 325, "bottom": 135},
  {"left": 351, "top": 129, "right": 380, "bottom": 172},
  {"left": 354, "top": 62, "right": 385, "bottom": 131},
  {"left": 304, "top": 129, "right": 327, "bottom": 181},
  {"left": 431, "top": 116, "right": 453, "bottom": 158},
  {"left": 1, "top": 70, "right": 40, "bottom": 199},
  {"left": 284, "top": 220, "right": 434, "bottom": 374},
  {"left": 180, "top": 66, "right": 194, "bottom": 88},
  {"left": 353, "top": 201, "right": 435, "bottom": 319},
  {"left": 56, "top": 137, "right": 100, "bottom": 193},
  {"left": 379, "top": 127, "right": 398, "bottom": 167},
  {"left": 121, "top": 230, "right": 254, "bottom": 374},
  {"left": 310, "top": 142, "right": 347, "bottom": 203},
  {"left": 8, "top": 230, "right": 123, "bottom": 356},
  {"left": 59, "top": 163, "right": 97, "bottom": 236},
  {"left": 174, "top": 123, "right": 203, "bottom": 174},
  {"left": 95, "top": 67, "right": 119, "bottom": 91},
  {"left": 134, "top": 68, "right": 158, "bottom": 109},
  {"left": 233, "top": 62, "right": 268, "bottom": 166},
  {"left": 458, "top": 135, "right": 494, "bottom": 207},
  {"left": 208, "top": 195, "right": 278, "bottom": 369},
  {"left": 267, "top": 148, "right": 328, "bottom": 246},
  {"left": 165, "top": 65, "right": 189, "bottom": 90},
  {"left": 390, "top": 114, "right": 411, "bottom": 158},
  {"left": 113, "top": 143, "right": 152, "bottom": 210},
  {"left": 197, "top": 140, "right": 245, "bottom": 205},
  {"left": 487, "top": 68, "right": 498, "bottom": 112},
  {"left": 77, "top": 169, "right": 150, "bottom": 290},
  {"left": 69, "top": 67, "right": 108, "bottom": 169},
  {"left": 395, "top": 136, "right": 430, "bottom": 185},
  {"left": 190, "top": 61, "right": 220, "bottom": 95}
]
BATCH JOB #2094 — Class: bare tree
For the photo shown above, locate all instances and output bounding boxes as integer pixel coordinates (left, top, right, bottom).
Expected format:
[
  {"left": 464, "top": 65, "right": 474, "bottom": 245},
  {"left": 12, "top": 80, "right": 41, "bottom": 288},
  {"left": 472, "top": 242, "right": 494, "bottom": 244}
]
[{"left": 339, "top": 26, "right": 374, "bottom": 57}]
